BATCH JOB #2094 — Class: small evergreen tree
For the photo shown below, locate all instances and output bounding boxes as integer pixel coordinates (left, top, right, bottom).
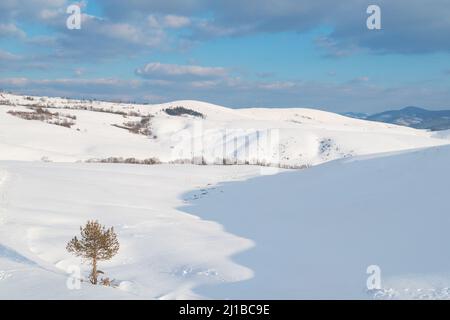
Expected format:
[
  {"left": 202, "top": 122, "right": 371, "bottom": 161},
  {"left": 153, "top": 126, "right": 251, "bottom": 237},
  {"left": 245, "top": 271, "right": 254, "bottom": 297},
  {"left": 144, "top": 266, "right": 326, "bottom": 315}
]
[{"left": 67, "top": 220, "right": 119, "bottom": 285}]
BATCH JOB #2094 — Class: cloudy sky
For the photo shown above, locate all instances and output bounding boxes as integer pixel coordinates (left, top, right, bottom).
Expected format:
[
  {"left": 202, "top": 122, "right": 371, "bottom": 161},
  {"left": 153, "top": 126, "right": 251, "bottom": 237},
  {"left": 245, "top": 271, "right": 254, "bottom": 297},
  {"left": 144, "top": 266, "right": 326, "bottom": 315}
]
[{"left": 0, "top": 0, "right": 450, "bottom": 113}]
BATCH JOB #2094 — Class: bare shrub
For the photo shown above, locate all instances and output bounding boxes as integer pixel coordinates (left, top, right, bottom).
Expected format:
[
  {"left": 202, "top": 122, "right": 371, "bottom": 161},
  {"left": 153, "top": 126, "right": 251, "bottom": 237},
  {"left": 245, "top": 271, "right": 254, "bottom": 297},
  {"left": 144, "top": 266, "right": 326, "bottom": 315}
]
[
  {"left": 86, "top": 157, "right": 161, "bottom": 165},
  {"left": 7, "top": 107, "right": 76, "bottom": 128},
  {"left": 100, "top": 277, "right": 114, "bottom": 287},
  {"left": 112, "top": 115, "right": 153, "bottom": 136},
  {"left": 49, "top": 119, "right": 76, "bottom": 128}
]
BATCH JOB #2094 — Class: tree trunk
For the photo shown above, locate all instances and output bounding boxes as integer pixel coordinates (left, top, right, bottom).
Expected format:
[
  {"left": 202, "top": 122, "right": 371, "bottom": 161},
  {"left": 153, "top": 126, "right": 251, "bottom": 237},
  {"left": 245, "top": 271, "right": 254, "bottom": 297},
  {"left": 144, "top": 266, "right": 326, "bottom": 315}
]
[{"left": 91, "top": 256, "right": 98, "bottom": 285}]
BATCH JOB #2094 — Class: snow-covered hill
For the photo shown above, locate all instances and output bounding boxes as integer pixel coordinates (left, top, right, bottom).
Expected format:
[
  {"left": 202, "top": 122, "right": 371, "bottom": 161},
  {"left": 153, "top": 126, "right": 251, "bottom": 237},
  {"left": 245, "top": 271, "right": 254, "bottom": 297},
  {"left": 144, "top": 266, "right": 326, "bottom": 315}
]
[
  {"left": 2, "top": 145, "right": 450, "bottom": 299},
  {"left": 1, "top": 93, "right": 449, "bottom": 167},
  {"left": 2, "top": 92, "right": 450, "bottom": 300},
  {"left": 186, "top": 144, "right": 450, "bottom": 299},
  {"left": 0, "top": 162, "right": 260, "bottom": 299}
]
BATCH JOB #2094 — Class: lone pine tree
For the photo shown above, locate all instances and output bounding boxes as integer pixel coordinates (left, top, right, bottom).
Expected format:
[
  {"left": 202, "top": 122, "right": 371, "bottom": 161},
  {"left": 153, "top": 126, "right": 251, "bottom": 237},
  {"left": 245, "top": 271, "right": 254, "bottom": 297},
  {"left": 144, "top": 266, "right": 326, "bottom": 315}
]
[{"left": 67, "top": 220, "right": 119, "bottom": 285}]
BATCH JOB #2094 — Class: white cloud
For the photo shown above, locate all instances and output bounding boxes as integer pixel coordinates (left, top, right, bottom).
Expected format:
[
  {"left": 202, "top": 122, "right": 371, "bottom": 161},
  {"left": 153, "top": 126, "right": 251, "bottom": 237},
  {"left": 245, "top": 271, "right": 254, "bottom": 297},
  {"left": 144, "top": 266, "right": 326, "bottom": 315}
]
[
  {"left": 189, "top": 80, "right": 221, "bottom": 88},
  {"left": 257, "top": 81, "right": 297, "bottom": 90},
  {"left": 136, "top": 62, "right": 228, "bottom": 80},
  {"left": 97, "top": 0, "right": 450, "bottom": 55},
  {"left": 0, "top": 49, "right": 20, "bottom": 61},
  {"left": 146, "top": 14, "right": 191, "bottom": 30},
  {"left": 147, "top": 15, "right": 161, "bottom": 28},
  {"left": 315, "top": 36, "right": 359, "bottom": 58},
  {"left": 163, "top": 15, "right": 191, "bottom": 28},
  {"left": 73, "top": 68, "right": 84, "bottom": 76},
  {"left": 0, "top": 23, "right": 26, "bottom": 38}
]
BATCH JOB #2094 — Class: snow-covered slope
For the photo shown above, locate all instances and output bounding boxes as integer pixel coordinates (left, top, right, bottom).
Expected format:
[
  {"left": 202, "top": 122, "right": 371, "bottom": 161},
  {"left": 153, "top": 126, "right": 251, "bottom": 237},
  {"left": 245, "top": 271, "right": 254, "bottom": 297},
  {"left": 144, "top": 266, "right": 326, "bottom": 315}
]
[
  {"left": 184, "top": 144, "right": 450, "bottom": 299},
  {"left": 1, "top": 93, "right": 449, "bottom": 167},
  {"left": 433, "top": 129, "right": 450, "bottom": 140},
  {"left": 2, "top": 145, "right": 450, "bottom": 299},
  {"left": 2, "top": 92, "right": 450, "bottom": 299},
  {"left": 0, "top": 162, "right": 260, "bottom": 299}
]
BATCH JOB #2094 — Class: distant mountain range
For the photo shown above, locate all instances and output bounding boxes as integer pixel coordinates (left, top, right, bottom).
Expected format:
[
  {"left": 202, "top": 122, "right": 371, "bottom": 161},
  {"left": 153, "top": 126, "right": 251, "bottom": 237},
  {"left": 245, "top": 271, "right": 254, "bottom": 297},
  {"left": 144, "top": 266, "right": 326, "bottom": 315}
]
[{"left": 343, "top": 107, "right": 450, "bottom": 131}]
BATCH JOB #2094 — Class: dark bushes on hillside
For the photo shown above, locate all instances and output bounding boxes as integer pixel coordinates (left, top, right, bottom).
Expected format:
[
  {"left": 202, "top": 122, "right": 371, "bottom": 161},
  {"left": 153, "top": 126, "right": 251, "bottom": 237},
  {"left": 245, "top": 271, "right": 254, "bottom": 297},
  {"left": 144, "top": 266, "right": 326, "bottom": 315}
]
[
  {"left": 86, "top": 157, "right": 161, "bottom": 165},
  {"left": 164, "top": 106, "right": 205, "bottom": 118}
]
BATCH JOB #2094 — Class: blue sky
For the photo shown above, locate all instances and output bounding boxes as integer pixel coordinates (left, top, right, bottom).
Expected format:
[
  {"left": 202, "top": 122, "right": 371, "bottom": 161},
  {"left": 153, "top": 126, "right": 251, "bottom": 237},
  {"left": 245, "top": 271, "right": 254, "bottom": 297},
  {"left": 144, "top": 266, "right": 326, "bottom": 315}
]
[{"left": 0, "top": 0, "right": 450, "bottom": 113}]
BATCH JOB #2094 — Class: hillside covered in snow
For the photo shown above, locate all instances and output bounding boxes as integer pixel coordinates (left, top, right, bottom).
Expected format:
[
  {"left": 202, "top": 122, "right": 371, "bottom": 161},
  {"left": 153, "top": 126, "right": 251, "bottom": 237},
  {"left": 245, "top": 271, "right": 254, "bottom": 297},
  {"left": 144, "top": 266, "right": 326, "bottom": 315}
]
[
  {"left": 187, "top": 144, "right": 450, "bottom": 299},
  {"left": 1, "top": 93, "right": 449, "bottom": 168},
  {"left": 2, "top": 144, "right": 450, "bottom": 299},
  {"left": 1, "top": 92, "right": 450, "bottom": 300}
]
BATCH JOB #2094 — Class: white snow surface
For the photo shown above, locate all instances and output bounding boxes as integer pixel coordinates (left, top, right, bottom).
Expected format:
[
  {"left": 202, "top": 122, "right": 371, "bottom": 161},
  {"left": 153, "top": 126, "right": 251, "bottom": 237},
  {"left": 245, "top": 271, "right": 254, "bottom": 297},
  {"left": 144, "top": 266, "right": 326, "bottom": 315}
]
[
  {"left": 1, "top": 93, "right": 450, "bottom": 299},
  {"left": 1, "top": 93, "right": 449, "bottom": 166},
  {"left": 433, "top": 129, "right": 450, "bottom": 140},
  {"left": 185, "top": 144, "right": 450, "bottom": 299},
  {"left": 2, "top": 145, "right": 450, "bottom": 299},
  {"left": 0, "top": 162, "right": 259, "bottom": 299}
]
